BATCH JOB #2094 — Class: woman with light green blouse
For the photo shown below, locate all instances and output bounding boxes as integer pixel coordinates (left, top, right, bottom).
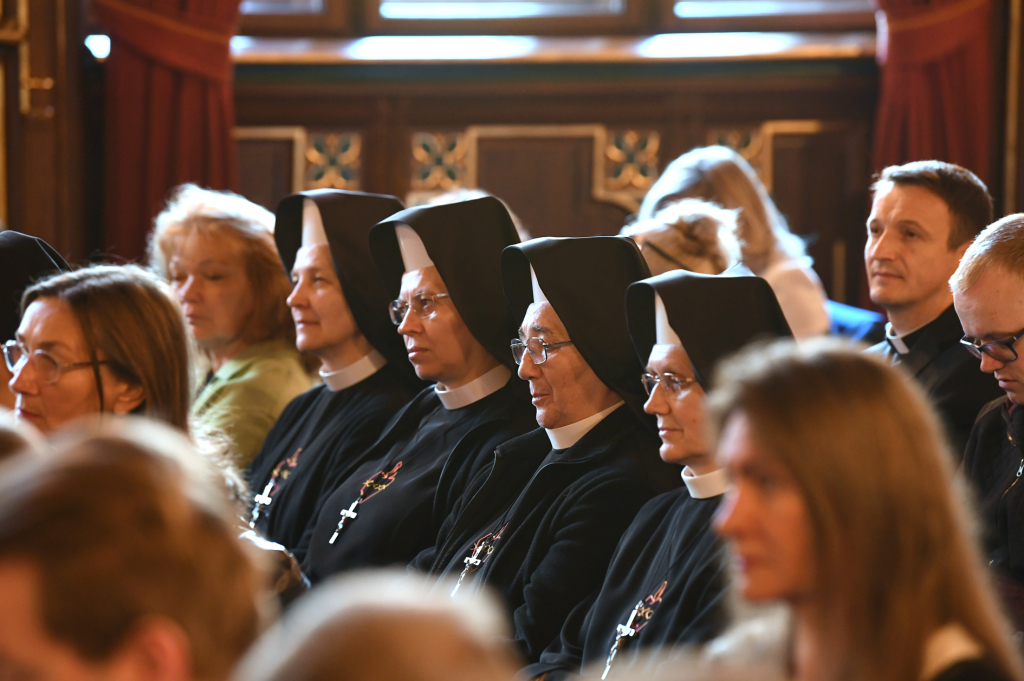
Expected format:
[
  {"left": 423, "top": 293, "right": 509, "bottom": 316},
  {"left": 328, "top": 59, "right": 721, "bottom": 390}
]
[{"left": 149, "top": 184, "right": 312, "bottom": 468}]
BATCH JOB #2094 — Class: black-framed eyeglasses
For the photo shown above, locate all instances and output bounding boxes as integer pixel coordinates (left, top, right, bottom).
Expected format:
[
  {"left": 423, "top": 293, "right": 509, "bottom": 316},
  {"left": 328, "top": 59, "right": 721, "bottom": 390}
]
[
  {"left": 389, "top": 292, "right": 451, "bottom": 325},
  {"left": 641, "top": 371, "right": 699, "bottom": 399},
  {"left": 511, "top": 337, "right": 574, "bottom": 366},
  {"left": 960, "top": 326, "right": 1024, "bottom": 363},
  {"left": 2, "top": 340, "right": 109, "bottom": 386}
]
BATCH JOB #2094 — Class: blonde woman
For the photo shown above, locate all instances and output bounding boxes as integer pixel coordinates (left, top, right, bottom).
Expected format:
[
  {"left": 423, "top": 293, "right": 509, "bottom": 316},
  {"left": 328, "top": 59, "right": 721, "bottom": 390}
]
[
  {"left": 637, "top": 147, "right": 830, "bottom": 338},
  {"left": 708, "top": 340, "right": 1022, "bottom": 681},
  {"left": 621, "top": 198, "right": 741, "bottom": 276},
  {"left": 149, "top": 184, "right": 312, "bottom": 467}
]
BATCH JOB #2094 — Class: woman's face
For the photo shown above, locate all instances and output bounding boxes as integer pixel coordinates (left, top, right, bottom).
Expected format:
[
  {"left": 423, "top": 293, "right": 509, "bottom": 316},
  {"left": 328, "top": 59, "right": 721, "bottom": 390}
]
[
  {"left": 167, "top": 231, "right": 256, "bottom": 354},
  {"left": 642, "top": 344, "right": 708, "bottom": 467},
  {"left": 713, "top": 411, "right": 815, "bottom": 604},
  {"left": 8, "top": 298, "right": 143, "bottom": 433}
]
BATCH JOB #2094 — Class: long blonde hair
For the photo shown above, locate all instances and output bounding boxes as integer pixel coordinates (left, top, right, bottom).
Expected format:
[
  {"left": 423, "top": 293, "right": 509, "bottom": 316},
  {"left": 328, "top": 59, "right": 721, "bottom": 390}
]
[
  {"left": 638, "top": 146, "right": 806, "bottom": 274},
  {"left": 707, "top": 339, "right": 1023, "bottom": 681}
]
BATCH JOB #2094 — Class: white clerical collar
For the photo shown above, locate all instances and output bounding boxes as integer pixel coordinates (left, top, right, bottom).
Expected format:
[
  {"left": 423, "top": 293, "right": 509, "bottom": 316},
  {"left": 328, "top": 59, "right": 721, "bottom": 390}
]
[
  {"left": 920, "top": 623, "right": 983, "bottom": 681},
  {"left": 435, "top": 364, "right": 512, "bottom": 410},
  {"left": 885, "top": 320, "right": 930, "bottom": 355},
  {"left": 319, "top": 349, "right": 387, "bottom": 392},
  {"left": 681, "top": 466, "right": 730, "bottom": 499},
  {"left": 545, "top": 401, "right": 624, "bottom": 450}
]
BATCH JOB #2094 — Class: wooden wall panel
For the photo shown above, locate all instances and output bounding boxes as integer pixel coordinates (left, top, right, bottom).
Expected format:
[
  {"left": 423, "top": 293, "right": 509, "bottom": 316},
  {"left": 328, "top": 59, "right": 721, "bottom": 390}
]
[
  {"left": 232, "top": 46, "right": 879, "bottom": 302},
  {"left": 475, "top": 137, "right": 630, "bottom": 239}
]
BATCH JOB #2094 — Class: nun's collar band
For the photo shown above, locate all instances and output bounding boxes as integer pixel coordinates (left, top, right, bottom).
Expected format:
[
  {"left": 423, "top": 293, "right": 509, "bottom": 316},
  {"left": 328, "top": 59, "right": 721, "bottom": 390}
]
[
  {"left": 435, "top": 364, "right": 511, "bottom": 410},
  {"left": 320, "top": 349, "right": 387, "bottom": 392},
  {"left": 681, "top": 465, "right": 729, "bottom": 499},
  {"left": 545, "top": 400, "right": 624, "bottom": 451}
]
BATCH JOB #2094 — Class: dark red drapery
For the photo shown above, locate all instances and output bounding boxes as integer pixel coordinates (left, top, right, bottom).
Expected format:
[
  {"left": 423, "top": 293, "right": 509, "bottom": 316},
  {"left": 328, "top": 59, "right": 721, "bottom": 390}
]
[
  {"left": 94, "top": 0, "right": 241, "bottom": 261},
  {"left": 872, "top": 0, "right": 993, "bottom": 182}
]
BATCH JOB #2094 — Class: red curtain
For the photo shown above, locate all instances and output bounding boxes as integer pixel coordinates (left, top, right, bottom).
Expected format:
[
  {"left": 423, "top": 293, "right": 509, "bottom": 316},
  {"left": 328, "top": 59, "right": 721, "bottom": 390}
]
[
  {"left": 94, "top": 0, "right": 241, "bottom": 261},
  {"left": 872, "top": 0, "right": 993, "bottom": 182}
]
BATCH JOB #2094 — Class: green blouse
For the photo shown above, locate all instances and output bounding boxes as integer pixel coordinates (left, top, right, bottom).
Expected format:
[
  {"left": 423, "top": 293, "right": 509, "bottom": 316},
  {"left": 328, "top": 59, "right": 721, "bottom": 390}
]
[{"left": 193, "top": 339, "right": 313, "bottom": 469}]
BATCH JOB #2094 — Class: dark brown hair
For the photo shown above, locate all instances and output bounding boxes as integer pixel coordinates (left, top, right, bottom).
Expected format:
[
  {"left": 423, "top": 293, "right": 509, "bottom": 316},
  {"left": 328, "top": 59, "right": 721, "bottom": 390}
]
[
  {"left": 874, "top": 161, "right": 993, "bottom": 248},
  {"left": 22, "top": 265, "right": 193, "bottom": 431},
  {"left": 0, "top": 421, "right": 264, "bottom": 681}
]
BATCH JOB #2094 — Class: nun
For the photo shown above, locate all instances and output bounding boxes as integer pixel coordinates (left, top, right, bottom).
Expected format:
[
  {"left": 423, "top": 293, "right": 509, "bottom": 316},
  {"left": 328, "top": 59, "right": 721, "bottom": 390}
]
[
  {"left": 0, "top": 231, "right": 70, "bottom": 411},
  {"left": 244, "top": 190, "right": 421, "bottom": 563},
  {"left": 412, "top": 236, "right": 681, "bottom": 664},
  {"left": 523, "top": 266, "right": 792, "bottom": 680},
  {"left": 301, "top": 196, "right": 536, "bottom": 581}
]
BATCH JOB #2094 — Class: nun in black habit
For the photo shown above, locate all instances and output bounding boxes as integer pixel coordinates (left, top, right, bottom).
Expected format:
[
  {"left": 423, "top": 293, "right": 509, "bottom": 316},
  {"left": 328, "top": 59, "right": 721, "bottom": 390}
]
[
  {"left": 301, "top": 196, "right": 536, "bottom": 582},
  {"left": 411, "top": 236, "right": 681, "bottom": 664},
  {"left": 0, "top": 231, "right": 70, "bottom": 411},
  {"left": 244, "top": 190, "right": 421, "bottom": 563},
  {"left": 523, "top": 266, "right": 793, "bottom": 680}
]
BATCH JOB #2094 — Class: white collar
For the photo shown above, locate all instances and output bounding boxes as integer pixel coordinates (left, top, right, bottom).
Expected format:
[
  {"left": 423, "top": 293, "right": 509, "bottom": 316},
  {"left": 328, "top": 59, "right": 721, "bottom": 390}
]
[
  {"left": 885, "top": 320, "right": 930, "bottom": 355},
  {"left": 545, "top": 401, "right": 624, "bottom": 450},
  {"left": 920, "top": 623, "right": 983, "bottom": 681},
  {"left": 681, "top": 466, "right": 730, "bottom": 499},
  {"left": 319, "top": 349, "right": 387, "bottom": 391},
  {"left": 435, "top": 364, "right": 511, "bottom": 410}
]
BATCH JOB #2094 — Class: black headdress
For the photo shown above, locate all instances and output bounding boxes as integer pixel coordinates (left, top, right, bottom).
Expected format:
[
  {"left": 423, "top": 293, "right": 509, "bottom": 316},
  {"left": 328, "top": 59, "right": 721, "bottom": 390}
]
[
  {"left": 501, "top": 236, "right": 653, "bottom": 425},
  {"left": 369, "top": 196, "right": 521, "bottom": 370},
  {"left": 626, "top": 265, "right": 792, "bottom": 390},
  {"left": 274, "top": 189, "right": 419, "bottom": 386},
  {"left": 0, "top": 231, "right": 70, "bottom": 342}
]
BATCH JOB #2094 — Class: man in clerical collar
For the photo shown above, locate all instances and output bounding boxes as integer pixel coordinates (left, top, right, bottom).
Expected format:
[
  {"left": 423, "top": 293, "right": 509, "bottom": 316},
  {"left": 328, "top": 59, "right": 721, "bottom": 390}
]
[
  {"left": 523, "top": 265, "right": 792, "bottom": 681},
  {"left": 245, "top": 189, "right": 420, "bottom": 563},
  {"left": 952, "top": 214, "right": 1024, "bottom": 629},
  {"left": 413, "top": 236, "right": 679, "bottom": 665},
  {"left": 864, "top": 160, "right": 1002, "bottom": 458},
  {"left": 301, "top": 196, "right": 535, "bottom": 582}
]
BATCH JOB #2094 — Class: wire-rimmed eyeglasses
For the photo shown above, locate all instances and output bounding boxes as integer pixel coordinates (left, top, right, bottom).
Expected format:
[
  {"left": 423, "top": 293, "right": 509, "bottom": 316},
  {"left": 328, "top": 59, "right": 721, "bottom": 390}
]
[
  {"left": 511, "top": 337, "right": 574, "bottom": 366},
  {"left": 641, "top": 371, "right": 698, "bottom": 399},
  {"left": 960, "top": 326, "right": 1024, "bottom": 363},
  {"left": 389, "top": 292, "right": 450, "bottom": 326},
  {"left": 2, "top": 339, "right": 109, "bottom": 386}
]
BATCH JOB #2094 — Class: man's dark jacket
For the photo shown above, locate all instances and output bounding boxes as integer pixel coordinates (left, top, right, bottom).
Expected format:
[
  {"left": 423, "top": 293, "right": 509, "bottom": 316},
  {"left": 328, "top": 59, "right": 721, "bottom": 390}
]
[{"left": 867, "top": 304, "right": 1002, "bottom": 459}]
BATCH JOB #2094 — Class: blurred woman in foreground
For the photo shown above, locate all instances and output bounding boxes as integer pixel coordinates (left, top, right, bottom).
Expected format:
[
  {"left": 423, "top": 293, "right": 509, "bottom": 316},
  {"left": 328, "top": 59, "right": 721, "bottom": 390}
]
[{"left": 709, "top": 340, "right": 1021, "bottom": 681}]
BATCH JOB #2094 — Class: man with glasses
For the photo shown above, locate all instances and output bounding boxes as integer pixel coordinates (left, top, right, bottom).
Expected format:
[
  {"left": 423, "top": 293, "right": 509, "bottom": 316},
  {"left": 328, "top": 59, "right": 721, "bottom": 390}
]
[
  {"left": 864, "top": 161, "right": 1002, "bottom": 458},
  {"left": 412, "top": 236, "right": 679, "bottom": 664},
  {"left": 301, "top": 196, "right": 535, "bottom": 582},
  {"left": 524, "top": 265, "right": 792, "bottom": 681},
  {"left": 953, "top": 214, "right": 1024, "bottom": 627}
]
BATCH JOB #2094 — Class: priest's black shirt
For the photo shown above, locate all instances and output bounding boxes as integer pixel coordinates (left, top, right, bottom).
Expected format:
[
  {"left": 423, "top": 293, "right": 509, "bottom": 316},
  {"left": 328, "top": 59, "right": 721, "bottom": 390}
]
[
  {"left": 411, "top": 405, "right": 681, "bottom": 664},
  {"left": 867, "top": 305, "right": 1002, "bottom": 459},
  {"left": 962, "top": 398, "right": 1024, "bottom": 626},
  {"left": 303, "top": 379, "right": 535, "bottom": 582},
  {"left": 244, "top": 363, "right": 416, "bottom": 564},
  {"left": 523, "top": 486, "right": 729, "bottom": 680}
]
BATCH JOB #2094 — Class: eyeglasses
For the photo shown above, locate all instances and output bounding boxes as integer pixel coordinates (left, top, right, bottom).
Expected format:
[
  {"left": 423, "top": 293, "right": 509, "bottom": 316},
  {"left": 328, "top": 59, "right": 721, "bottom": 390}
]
[
  {"left": 960, "top": 326, "right": 1024, "bottom": 363},
  {"left": 389, "top": 292, "right": 451, "bottom": 325},
  {"left": 641, "top": 371, "right": 698, "bottom": 398},
  {"left": 3, "top": 340, "right": 108, "bottom": 386},
  {"left": 511, "top": 337, "right": 574, "bottom": 366}
]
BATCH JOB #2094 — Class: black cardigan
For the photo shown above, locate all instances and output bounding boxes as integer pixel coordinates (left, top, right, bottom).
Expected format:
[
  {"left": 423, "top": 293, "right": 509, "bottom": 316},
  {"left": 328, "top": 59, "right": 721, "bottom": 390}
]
[{"left": 413, "top": 405, "right": 681, "bottom": 663}]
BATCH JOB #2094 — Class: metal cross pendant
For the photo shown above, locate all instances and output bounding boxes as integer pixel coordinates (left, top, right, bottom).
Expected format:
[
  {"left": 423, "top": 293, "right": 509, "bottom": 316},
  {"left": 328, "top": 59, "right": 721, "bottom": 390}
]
[
  {"left": 249, "top": 480, "right": 275, "bottom": 529},
  {"left": 450, "top": 543, "right": 486, "bottom": 597},
  {"left": 601, "top": 600, "right": 643, "bottom": 680},
  {"left": 328, "top": 500, "right": 360, "bottom": 544}
]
